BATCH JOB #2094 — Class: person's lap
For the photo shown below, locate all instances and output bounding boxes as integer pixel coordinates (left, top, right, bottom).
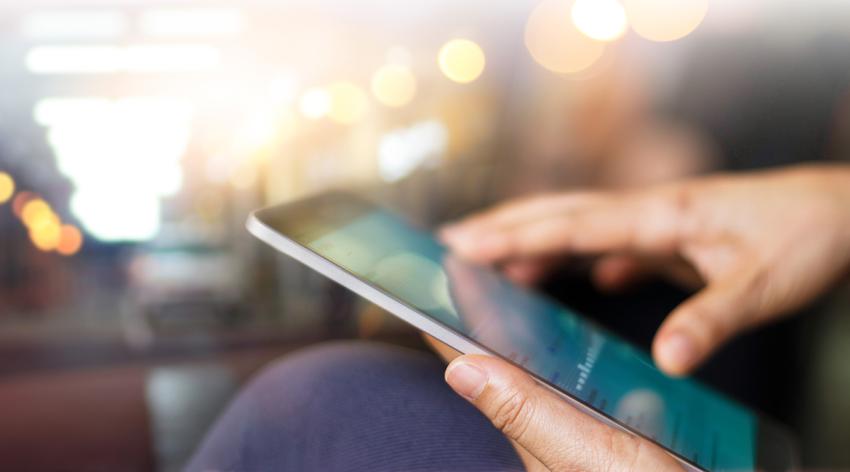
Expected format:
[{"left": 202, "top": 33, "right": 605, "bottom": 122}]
[{"left": 187, "top": 341, "right": 524, "bottom": 472}]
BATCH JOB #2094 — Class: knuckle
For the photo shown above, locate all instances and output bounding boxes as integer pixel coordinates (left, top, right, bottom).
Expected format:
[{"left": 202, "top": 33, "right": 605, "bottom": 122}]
[
  {"left": 490, "top": 388, "right": 535, "bottom": 442},
  {"left": 635, "top": 187, "right": 694, "bottom": 251},
  {"left": 496, "top": 230, "right": 519, "bottom": 255},
  {"left": 669, "top": 185, "right": 695, "bottom": 218},
  {"left": 668, "top": 186, "right": 700, "bottom": 243},
  {"left": 505, "top": 231, "right": 522, "bottom": 253},
  {"left": 687, "top": 306, "right": 731, "bottom": 348},
  {"left": 696, "top": 306, "right": 727, "bottom": 339},
  {"left": 743, "top": 269, "right": 796, "bottom": 328},
  {"left": 742, "top": 270, "right": 772, "bottom": 316},
  {"left": 628, "top": 437, "right": 661, "bottom": 471}
]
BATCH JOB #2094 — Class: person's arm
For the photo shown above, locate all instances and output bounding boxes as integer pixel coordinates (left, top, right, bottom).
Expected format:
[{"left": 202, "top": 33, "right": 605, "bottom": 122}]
[{"left": 441, "top": 164, "right": 850, "bottom": 375}]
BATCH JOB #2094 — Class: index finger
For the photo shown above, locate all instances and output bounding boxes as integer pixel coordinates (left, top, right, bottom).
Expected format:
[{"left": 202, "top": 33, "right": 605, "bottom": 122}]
[
  {"left": 444, "top": 186, "right": 690, "bottom": 264},
  {"left": 442, "top": 192, "right": 605, "bottom": 237}
]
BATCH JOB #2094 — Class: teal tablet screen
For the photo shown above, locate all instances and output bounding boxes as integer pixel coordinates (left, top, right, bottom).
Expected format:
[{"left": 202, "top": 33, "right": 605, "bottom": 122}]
[{"left": 305, "top": 209, "right": 756, "bottom": 471}]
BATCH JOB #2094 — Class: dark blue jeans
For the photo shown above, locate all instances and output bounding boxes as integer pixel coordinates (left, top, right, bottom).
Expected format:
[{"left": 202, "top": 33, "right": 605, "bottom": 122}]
[{"left": 187, "top": 342, "right": 523, "bottom": 472}]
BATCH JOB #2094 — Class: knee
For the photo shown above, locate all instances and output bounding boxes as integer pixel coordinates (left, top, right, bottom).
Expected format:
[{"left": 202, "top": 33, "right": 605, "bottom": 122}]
[
  {"left": 239, "top": 341, "right": 442, "bottom": 416},
  {"left": 252, "top": 341, "right": 426, "bottom": 389},
  {"left": 188, "top": 342, "right": 448, "bottom": 471}
]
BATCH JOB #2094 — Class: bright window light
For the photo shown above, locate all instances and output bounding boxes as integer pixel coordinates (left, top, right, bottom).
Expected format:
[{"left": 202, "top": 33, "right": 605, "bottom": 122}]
[
  {"left": 122, "top": 44, "right": 222, "bottom": 72},
  {"left": 26, "top": 46, "right": 122, "bottom": 74},
  {"left": 22, "top": 10, "right": 127, "bottom": 40},
  {"left": 26, "top": 44, "right": 221, "bottom": 75},
  {"left": 36, "top": 97, "right": 194, "bottom": 242},
  {"left": 139, "top": 8, "right": 243, "bottom": 37},
  {"left": 70, "top": 191, "right": 162, "bottom": 243},
  {"left": 35, "top": 97, "right": 111, "bottom": 126}
]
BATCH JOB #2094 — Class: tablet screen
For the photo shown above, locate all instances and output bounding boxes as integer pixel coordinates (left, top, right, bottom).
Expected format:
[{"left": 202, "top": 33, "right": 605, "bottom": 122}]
[{"left": 287, "top": 201, "right": 756, "bottom": 471}]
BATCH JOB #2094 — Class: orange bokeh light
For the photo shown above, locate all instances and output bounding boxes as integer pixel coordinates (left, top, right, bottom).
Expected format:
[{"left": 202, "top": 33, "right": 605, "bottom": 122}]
[
  {"left": 57, "top": 225, "right": 84, "bottom": 256},
  {"left": 525, "top": 0, "right": 606, "bottom": 75},
  {"left": 623, "top": 0, "right": 709, "bottom": 42}
]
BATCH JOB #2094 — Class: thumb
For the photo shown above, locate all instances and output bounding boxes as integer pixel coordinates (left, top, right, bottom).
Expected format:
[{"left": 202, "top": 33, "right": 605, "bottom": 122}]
[
  {"left": 445, "top": 355, "right": 681, "bottom": 471},
  {"left": 653, "top": 266, "right": 765, "bottom": 376}
]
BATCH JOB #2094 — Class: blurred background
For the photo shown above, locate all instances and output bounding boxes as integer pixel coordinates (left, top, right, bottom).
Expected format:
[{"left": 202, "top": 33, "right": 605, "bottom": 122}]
[{"left": 1, "top": 0, "right": 849, "bottom": 470}]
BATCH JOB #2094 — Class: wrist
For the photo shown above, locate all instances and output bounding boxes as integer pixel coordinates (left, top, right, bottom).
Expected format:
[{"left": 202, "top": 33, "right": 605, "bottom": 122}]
[{"left": 799, "top": 164, "right": 850, "bottom": 276}]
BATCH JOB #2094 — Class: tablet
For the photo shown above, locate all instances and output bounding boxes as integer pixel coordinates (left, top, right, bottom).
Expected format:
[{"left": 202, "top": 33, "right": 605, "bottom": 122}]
[{"left": 247, "top": 191, "right": 797, "bottom": 472}]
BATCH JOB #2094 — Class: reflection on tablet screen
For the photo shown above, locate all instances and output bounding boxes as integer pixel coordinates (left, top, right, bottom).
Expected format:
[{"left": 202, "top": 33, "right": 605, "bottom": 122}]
[{"left": 306, "top": 209, "right": 756, "bottom": 471}]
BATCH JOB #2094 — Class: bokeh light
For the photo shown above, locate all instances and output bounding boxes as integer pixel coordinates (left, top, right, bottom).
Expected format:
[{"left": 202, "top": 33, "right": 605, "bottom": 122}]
[
  {"left": 29, "top": 215, "right": 62, "bottom": 252},
  {"left": 268, "top": 73, "right": 299, "bottom": 106},
  {"left": 438, "top": 39, "right": 486, "bottom": 84},
  {"left": 327, "top": 82, "right": 369, "bottom": 125},
  {"left": 378, "top": 120, "right": 448, "bottom": 182},
  {"left": 571, "top": 0, "right": 629, "bottom": 42},
  {"left": 525, "top": 0, "right": 606, "bottom": 75},
  {"left": 0, "top": 172, "right": 14, "bottom": 204},
  {"left": 299, "top": 87, "right": 331, "bottom": 120},
  {"left": 21, "top": 198, "right": 53, "bottom": 228},
  {"left": 12, "top": 191, "right": 35, "bottom": 218},
  {"left": 230, "top": 162, "right": 259, "bottom": 190},
  {"left": 371, "top": 64, "right": 417, "bottom": 108},
  {"left": 56, "top": 224, "right": 84, "bottom": 256},
  {"left": 233, "top": 107, "right": 295, "bottom": 156},
  {"left": 623, "top": 0, "right": 709, "bottom": 42}
]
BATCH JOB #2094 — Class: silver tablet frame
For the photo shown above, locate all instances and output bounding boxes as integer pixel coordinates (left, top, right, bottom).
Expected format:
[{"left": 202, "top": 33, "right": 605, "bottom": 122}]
[{"left": 248, "top": 211, "right": 707, "bottom": 472}]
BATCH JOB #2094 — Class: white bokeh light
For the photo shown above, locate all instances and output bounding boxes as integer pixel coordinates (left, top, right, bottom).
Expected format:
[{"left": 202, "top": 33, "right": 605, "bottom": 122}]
[
  {"left": 378, "top": 120, "right": 448, "bottom": 182},
  {"left": 571, "top": 0, "right": 629, "bottom": 42},
  {"left": 299, "top": 87, "right": 332, "bottom": 120}
]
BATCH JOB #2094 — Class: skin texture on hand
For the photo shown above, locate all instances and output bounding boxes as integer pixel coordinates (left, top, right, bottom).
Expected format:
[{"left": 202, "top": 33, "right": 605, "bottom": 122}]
[
  {"left": 444, "top": 354, "right": 683, "bottom": 471},
  {"left": 440, "top": 164, "right": 850, "bottom": 376}
]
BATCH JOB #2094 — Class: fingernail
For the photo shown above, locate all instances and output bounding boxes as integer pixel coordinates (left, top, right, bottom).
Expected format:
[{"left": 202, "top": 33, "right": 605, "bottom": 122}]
[
  {"left": 658, "top": 331, "right": 698, "bottom": 374},
  {"left": 445, "top": 361, "right": 488, "bottom": 400}
]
